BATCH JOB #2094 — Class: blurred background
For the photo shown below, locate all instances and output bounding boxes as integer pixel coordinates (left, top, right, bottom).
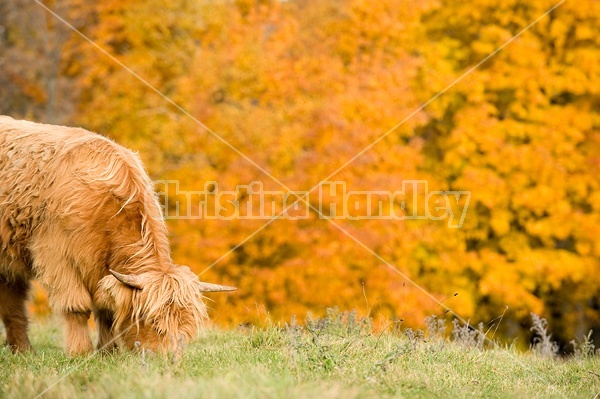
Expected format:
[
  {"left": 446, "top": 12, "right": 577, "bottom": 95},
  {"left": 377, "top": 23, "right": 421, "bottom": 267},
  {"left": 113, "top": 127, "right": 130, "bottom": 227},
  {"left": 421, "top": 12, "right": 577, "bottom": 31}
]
[{"left": 1, "top": 0, "right": 599, "bottom": 349}]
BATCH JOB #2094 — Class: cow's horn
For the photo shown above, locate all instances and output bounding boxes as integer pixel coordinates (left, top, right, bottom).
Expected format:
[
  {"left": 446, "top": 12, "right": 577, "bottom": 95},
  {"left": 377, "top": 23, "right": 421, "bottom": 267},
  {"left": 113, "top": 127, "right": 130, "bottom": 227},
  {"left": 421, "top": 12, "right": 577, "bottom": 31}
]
[
  {"left": 198, "top": 282, "right": 237, "bottom": 292},
  {"left": 110, "top": 270, "right": 145, "bottom": 290}
]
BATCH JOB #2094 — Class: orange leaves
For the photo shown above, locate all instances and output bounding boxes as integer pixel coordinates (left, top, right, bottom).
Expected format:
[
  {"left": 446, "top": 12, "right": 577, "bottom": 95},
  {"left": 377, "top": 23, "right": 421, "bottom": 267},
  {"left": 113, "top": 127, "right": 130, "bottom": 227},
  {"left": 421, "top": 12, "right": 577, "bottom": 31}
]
[{"left": 489, "top": 209, "right": 512, "bottom": 236}]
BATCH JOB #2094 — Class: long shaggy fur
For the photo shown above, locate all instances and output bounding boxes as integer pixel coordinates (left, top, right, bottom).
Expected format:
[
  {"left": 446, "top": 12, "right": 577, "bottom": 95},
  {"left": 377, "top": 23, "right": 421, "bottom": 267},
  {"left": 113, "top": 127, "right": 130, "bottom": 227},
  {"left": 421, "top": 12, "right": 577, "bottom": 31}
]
[{"left": 0, "top": 116, "right": 209, "bottom": 355}]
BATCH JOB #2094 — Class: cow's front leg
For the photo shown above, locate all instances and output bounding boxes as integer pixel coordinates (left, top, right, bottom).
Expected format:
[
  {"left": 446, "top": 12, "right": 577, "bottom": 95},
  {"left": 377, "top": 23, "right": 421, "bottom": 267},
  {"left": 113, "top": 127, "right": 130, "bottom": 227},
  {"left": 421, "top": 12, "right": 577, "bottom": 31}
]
[
  {"left": 95, "top": 309, "right": 117, "bottom": 352},
  {"left": 0, "top": 278, "right": 33, "bottom": 353},
  {"left": 30, "top": 239, "right": 94, "bottom": 356},
  {"left": 63, "top": 311, "right": 93, "bottom": 356}
]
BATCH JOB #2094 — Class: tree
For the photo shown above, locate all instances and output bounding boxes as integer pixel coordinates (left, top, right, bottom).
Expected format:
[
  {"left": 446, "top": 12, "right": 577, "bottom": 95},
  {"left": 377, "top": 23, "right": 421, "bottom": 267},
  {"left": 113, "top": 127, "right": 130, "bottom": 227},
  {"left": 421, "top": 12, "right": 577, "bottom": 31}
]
[
  {"left": 2, "top": 0, "right": 598, "bottom": 345},
  {"left": 0, "top": 0, "right": 87, "bottom": 124}
]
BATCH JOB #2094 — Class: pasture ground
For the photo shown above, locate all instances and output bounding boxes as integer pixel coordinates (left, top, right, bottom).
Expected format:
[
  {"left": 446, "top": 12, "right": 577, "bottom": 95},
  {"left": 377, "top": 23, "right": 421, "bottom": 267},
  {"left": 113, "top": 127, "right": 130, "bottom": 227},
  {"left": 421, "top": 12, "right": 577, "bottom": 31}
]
[{"left": 1, "top": 311, "right": 599, "bottom": 399}]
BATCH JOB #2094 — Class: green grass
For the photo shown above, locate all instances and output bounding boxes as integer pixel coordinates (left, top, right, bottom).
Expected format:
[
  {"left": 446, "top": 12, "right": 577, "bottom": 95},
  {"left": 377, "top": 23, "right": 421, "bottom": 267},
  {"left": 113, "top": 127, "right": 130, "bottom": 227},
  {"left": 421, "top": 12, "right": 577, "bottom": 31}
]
[{"left": 1, "top": 312, "right": 599, "bottom": 399}]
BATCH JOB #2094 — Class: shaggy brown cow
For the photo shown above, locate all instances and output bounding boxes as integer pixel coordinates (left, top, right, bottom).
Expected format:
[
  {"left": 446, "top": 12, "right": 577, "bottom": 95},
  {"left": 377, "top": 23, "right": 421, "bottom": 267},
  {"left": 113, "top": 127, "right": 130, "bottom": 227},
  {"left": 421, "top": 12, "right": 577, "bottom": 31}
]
[{"left": 0, "top": 116, "right": 235, "bottom": 356}]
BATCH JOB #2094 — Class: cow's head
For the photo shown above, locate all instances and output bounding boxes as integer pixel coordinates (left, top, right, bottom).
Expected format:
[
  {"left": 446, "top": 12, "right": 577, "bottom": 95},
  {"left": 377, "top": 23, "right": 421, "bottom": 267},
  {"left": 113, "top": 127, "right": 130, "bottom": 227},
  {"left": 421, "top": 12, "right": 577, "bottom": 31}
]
[{"left": 97, "top": 266, "right": 235, "bottom": 354}]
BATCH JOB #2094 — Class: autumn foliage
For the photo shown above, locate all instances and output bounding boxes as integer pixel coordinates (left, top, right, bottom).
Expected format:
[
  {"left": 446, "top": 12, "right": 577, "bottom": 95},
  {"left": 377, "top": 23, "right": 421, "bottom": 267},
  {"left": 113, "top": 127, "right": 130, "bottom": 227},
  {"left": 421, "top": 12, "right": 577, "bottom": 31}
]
[{"left": 1, "top": 0, "right": 599, "bottom": 345}]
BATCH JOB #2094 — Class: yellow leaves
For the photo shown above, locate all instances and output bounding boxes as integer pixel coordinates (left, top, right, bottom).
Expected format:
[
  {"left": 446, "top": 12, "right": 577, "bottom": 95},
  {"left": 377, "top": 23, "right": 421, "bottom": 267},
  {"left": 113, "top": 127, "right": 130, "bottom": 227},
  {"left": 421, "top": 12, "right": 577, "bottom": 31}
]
[
  {"left": 348, "top": 0, "right": 430, "bottom": 51},
  {"left": 572, "top": 215, "right": 600, "bottom": 257},
  {"left": 590, "top": 191, "right": 600, "bottom": 213},
  {"left": 29, "top": 282, "right": 51, "bottom": 317},
  {"left": 471, "top": 25, "right": 512, "bottom": 56},
  {"left": 415, "top": 0, "right": 600, "bottom": 341},
  {"left": 575, "top": 24, "right": 594, "bottom": 41},
  {"left": 478, "top": 250, "right": 543, "bottom": 318},
  {"left": 549, "top": 18, "right": 569, "bottom": 49},
  {"left": 575, "top": 241, "right": 592, "bottom": 257},
  {"left": 529, "top": 250, "right": 589, "bottom": 289},
  {"left": 455, "top": 166, "right": 507, "bottom": 210},
  {"left": 490, "top": 209, "right": 511, "bottom": 236},
  {"left": 498, "top": 232, "right": 529, "bottom": 260},
  {"left": 513, "top": 185, "right": 556, "bottom": 217}
]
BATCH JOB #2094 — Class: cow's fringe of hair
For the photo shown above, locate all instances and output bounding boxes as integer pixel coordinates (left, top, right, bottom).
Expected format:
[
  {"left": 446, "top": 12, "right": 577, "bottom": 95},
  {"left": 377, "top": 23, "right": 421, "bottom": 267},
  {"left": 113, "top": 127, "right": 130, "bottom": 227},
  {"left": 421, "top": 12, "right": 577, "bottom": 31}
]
[
  {"left": 98, "top": 265, "right": 209, "bottom": 350},
  {"left": 132, "top": 267, "right": 209, "bottom": 336}
]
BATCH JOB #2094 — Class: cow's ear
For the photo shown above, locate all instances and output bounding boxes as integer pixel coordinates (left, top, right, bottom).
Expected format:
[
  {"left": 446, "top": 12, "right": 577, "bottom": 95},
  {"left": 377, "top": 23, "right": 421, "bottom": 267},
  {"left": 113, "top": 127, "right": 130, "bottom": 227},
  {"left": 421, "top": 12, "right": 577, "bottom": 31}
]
[
  {"left": 110, "top": 270, "right": 145, "bottom": 290},
  {"left": 197, "top": 281, "right": 237, "bottom": 292}
]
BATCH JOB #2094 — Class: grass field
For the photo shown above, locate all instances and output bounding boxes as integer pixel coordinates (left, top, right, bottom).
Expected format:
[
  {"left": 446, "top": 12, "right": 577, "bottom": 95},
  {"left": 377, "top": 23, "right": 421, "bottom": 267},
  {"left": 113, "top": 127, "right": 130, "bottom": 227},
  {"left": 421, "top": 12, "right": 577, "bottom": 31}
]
[{"left": 1, "top": 310, "right": 599, "bottom": 399}]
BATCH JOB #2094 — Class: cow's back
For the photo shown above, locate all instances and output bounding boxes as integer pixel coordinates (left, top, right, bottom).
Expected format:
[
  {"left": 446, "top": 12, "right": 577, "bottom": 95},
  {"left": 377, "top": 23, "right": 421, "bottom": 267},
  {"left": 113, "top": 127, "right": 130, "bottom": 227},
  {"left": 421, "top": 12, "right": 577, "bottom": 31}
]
[{"left": 0, "top": 116, "right": 143, "bottom": 282}]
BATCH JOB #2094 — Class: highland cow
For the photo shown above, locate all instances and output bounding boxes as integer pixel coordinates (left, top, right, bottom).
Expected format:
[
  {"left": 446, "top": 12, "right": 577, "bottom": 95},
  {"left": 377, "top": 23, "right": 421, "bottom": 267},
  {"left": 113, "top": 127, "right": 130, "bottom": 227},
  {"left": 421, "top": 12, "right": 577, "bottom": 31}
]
[{"left": 0, "top": 116, "right": 235, "bottom": 356}]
